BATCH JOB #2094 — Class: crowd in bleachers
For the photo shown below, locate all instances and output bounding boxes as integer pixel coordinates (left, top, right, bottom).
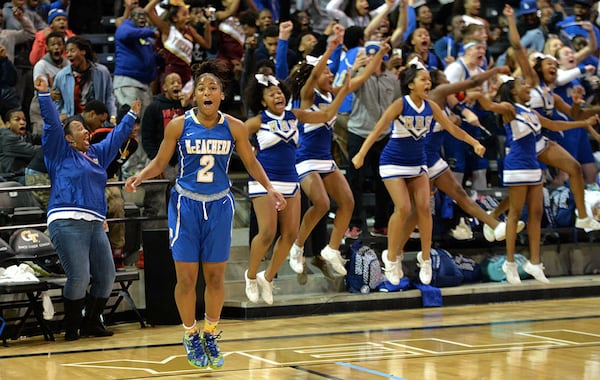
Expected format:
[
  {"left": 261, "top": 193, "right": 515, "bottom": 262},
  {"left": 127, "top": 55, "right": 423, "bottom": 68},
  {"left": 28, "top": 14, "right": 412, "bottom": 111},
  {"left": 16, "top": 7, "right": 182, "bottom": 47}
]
[{"left": 2, "top": 0, "right": 600, "bottom": 283}]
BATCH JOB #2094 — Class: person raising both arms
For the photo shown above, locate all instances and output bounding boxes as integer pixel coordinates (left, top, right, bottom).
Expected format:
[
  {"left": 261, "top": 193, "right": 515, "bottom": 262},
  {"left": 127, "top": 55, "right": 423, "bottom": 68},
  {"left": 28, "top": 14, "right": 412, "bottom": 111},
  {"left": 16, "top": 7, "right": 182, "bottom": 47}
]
[
  {"left": 144, "top": 0, "right": 211, "bottom": 94},
  {"left": 34, "top": 76, "right": 141, "bottom": 341}
]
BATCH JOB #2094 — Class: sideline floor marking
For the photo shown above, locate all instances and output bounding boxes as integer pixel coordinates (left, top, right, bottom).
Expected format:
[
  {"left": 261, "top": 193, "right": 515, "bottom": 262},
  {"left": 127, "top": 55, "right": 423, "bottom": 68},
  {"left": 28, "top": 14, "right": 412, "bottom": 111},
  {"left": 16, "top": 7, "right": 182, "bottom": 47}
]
[{"left": 336, "top": 362, "right": 407, "bottom": 379}]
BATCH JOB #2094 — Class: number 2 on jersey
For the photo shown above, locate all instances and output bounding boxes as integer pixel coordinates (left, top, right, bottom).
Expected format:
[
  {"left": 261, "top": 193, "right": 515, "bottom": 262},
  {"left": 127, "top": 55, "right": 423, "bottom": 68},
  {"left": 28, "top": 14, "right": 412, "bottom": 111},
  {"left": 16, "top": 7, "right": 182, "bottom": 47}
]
[{"left": 196, "top": 155, "right": 215, "bottom": 182}]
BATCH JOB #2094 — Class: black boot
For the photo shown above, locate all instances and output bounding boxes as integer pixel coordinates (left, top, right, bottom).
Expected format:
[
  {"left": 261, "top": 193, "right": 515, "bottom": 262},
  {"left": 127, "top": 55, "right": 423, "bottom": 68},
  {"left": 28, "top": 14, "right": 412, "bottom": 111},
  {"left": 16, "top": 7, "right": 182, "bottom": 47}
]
[
  {"left": 80, "top": 297, "right": 114, "bottom": 337},
  {"left": 63, "top": 298, "right": 85, "bottom": 341}
]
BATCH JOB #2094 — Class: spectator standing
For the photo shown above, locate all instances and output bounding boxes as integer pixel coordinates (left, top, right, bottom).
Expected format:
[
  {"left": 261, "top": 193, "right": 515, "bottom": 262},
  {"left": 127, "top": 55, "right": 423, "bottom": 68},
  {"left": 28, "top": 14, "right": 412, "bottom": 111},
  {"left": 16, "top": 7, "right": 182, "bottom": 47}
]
[
  {"left": 144, "top": 0, "right": 211, "bottom": 95},
  {"left": 403, "top": 27, "right": 444, "bottom": 70},
  {"left": 412, "top": 3, "right": 443, "bottom": 41},
  {"left": 115, "top": 0, "right": 141, "bottom": 28},
  {"left": 88, "top": 103, "right": 139, "bottom": 268},
  {"left": 29, "top": 31, "right": 69, "bottom": 134},
  {"left": 252, "top": 0, "right": 280, "bottom": 23},
  {"left": 344, "top": 41, "right": 399, "bottom": 239},
  {"left": 433, "top": 15, "right": 464, "bottom": 68},
  {"left": 0, "top": 43, "right": 22, "bottom": 119},
  {"left": 2, "top": 0, "right": 47, "bottom": 31},
  {"left": 3, "top": 0, "right": 46, "bottom": 121},
  {"left": 295, "top": 0, "right": 331, "bottom": 35},
  {"left": 256, "top": 7, "right": 273, "bottom": 34},
  {"left": 214, "top": 0, "right": 244, "bottom": 71},
  {"left": 0, "top": 5, "right": 36, "bottom": 63},
  {"left": 113, "top": 5, "right": 159, "bottom": 178},
  {"left": 140, "top": 72, "right": 188, "bottom": 229},
  {"left": 443, "top": 39, "right": 490, "bottom": 190},
  {"left": 253, "top": 23, "right": 298, "bottom": 79},
  {"left": 29, "top": 8, "right": 75, "bottom": 66},
  {"left": 325, "top": 0, "right": 398, "bottom": 30},
  {"left": 452, "top": 0, "right": 491, "bottom": 44},
  {"left": 52, "top": 36, "right": 116, "bottom": 121},
  {"left": 238, "top": 9, "right": 260, "bottom": 116},
  {"left": 188, "top": 6, "right": 212, "bottom": 65},
  {"left": 35, "top": 77, "right": 140, "bottom": 341},
  {"left": 25, "top": 0, "right": 69, "bottom": 22},
  {"left": 515, "top": 0, "right": 545, "bottom": 53},
  {"left": 113, "top": 6, "right": 157, "bottom": 111},
  {"left": 556, "top": 0, "right": 600, "bottom": 42}
]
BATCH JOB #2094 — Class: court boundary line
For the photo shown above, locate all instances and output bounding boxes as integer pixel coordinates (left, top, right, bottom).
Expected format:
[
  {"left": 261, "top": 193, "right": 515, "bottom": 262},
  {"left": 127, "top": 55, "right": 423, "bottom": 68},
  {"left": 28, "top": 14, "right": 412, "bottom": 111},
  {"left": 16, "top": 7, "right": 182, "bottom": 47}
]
[{"left": 1, "top": 313, "right": 600, "bottom": 359}]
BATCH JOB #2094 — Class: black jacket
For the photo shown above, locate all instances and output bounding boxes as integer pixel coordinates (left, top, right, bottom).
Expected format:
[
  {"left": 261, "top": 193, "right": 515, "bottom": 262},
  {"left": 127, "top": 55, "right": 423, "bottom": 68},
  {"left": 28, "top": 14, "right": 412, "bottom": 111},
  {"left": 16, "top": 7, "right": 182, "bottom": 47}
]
[
  {"left": 141, "top": 93, "right": 187, "bottom": 166},
  {"left": 0, "top": 128, "right": 41, "bottom": 176}
]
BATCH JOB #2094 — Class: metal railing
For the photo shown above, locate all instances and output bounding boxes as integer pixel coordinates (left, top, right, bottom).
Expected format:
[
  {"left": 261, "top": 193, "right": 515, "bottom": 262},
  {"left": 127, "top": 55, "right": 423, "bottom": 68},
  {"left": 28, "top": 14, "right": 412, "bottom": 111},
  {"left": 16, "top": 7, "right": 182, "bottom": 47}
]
[{"left": 0, "top": 178, "right": 250, "bottom": 232}]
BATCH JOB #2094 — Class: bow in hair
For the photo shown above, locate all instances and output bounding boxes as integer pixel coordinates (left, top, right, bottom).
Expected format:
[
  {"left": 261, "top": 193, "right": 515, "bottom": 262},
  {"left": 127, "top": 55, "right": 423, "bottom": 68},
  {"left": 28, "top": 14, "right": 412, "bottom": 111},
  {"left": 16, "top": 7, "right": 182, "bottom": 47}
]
[
  {"left": 305, "top": 55, "right": 332, "bottom": 66},
  {"left": 498, "top": 74, "right": 515, "bottom": 84},
  {"left": 532, "top": 52, "right": 558, "bottom": 62},
  {"left": 255, "top": 74, "right": 279, "bottom": 87},
  {"left": 408, "top": 56, "right": 427, "bottom": 71}
]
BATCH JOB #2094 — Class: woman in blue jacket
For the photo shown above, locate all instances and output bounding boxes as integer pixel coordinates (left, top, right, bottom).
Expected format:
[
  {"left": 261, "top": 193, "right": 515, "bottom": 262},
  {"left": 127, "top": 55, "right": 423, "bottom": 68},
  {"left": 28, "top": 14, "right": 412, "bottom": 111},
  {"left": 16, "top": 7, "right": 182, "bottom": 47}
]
[{"left": 35, "top": 76, "right": 141, "bottom": 341}]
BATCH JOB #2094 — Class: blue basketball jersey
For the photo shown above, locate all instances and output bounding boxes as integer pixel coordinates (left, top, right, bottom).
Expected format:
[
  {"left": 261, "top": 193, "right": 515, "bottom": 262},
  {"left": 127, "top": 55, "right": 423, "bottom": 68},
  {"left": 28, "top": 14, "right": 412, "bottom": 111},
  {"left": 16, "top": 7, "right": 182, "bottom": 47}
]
[
  {"left": 295, "top": 89, "right": 336, "bottom": 163},
  {"left": 175, "top": 110, "right": 235, "bottom": 195},
  {"left": 380, "top": 96, "right": 434, "bottom": 168},
  {"left": 252, "top": 110, "right": 299, "bottom": 182}
]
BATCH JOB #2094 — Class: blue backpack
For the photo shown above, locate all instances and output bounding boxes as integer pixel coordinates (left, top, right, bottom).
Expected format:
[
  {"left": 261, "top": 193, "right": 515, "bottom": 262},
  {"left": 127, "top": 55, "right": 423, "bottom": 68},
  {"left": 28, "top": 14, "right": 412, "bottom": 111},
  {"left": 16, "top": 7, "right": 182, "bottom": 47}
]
[
  {"left": 549, "top": 186, "right": 576, "bottom": 228},
  {"left": 429, "top": 249, "right": 464, "bottom": 287},
  {"left": 345, "top": 240, "right": 384, "bottom": 293},
  {"left": 453, "top": 254, "right": 482, "bottom": 283}
]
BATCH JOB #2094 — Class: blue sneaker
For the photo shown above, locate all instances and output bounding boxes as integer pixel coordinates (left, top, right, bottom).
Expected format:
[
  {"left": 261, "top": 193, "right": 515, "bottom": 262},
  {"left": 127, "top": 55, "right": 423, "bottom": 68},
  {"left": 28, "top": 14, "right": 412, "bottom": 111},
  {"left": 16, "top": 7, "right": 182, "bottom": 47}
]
[
  {"left": 183, "top": 331, "right": 208, "bottom": 368},
  {"left": 202, "top": 331, "right": 224, "bottom": 369}
]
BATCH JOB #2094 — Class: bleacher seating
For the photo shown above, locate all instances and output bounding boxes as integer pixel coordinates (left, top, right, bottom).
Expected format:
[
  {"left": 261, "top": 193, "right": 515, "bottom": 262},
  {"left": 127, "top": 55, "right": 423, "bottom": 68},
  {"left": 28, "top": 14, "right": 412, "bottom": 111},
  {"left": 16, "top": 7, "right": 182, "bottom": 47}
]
[
  {"left": 78, "top": 33, "right": 115, "bottom": 54},
  {"left": 101, "top": 16, "right": 117, "bottom": 33},
  {"left": 97, "top": 52, "right": 116, "bottom": 72}
]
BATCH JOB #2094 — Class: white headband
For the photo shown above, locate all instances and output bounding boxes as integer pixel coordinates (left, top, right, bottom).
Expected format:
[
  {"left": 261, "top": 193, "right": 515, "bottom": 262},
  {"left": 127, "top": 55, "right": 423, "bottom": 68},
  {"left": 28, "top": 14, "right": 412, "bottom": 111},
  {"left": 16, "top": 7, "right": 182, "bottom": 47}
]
[{"left": 463, "top": 41, "right": 486, "bottom": 51}]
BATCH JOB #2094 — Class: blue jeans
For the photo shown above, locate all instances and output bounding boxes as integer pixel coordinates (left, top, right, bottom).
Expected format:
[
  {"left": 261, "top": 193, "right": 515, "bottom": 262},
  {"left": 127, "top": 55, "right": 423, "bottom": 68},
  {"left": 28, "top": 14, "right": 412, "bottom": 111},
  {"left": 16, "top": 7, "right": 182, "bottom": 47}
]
[{"left": 49, "top": 219, "right": 116, "bottom": 300}]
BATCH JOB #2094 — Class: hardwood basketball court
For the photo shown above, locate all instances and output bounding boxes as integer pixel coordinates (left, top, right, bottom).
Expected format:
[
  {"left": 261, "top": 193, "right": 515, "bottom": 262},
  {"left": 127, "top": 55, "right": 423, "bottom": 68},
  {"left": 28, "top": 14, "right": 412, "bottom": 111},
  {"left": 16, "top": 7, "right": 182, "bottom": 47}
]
[{"left": 1, "top": 296, "right": 599, "bottom": 379}]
